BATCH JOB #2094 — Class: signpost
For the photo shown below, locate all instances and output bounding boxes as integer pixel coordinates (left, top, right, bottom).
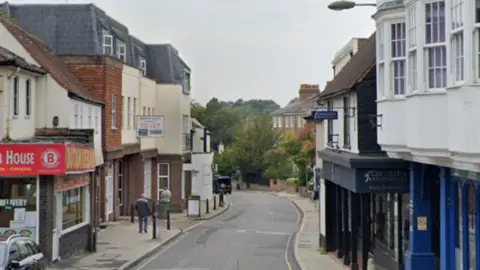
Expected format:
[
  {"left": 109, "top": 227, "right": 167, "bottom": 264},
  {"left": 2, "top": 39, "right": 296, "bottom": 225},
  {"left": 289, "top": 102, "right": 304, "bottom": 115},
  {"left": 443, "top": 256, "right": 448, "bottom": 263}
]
[{"left": 137, "top": 116, "right": 165, "bottom": 138}]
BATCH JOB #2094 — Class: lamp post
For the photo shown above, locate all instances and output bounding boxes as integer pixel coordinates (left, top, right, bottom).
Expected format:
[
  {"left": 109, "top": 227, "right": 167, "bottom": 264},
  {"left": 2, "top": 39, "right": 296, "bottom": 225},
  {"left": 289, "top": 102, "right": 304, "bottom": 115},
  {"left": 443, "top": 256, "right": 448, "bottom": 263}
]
[{"left": 327, "top": 0, "right": 376, "bottom": 11}]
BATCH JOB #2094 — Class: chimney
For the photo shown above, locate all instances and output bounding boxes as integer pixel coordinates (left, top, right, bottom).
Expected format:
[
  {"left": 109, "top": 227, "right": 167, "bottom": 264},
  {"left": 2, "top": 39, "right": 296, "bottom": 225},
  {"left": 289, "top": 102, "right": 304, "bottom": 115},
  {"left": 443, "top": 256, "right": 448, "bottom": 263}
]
[{"left": 298, "top": 84, "right": 320, "bottom": 101}]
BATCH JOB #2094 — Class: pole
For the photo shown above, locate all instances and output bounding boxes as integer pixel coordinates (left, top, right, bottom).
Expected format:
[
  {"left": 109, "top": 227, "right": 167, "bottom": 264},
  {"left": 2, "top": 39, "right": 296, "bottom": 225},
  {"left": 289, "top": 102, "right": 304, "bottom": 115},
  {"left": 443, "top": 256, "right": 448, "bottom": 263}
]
[
  {"left": 166, "top": 209, "right": 171, "bottom": 230},
  {"left": 152, "top": 212, "right": 157, "bottom": 239},
  {"left": 206, "top": 199, "right": 210, "bottom": 214},
  {"left": 130, "top": 204, "right": 135, "bottom": 223},
  {"left": 213, "top": 195, "right": 217, "bottom": 210}
]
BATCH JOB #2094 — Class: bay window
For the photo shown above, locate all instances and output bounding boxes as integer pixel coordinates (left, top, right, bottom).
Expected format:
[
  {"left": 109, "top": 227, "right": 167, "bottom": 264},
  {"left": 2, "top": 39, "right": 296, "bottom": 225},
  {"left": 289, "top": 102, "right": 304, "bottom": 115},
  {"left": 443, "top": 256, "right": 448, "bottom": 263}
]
[
  {"left": 451, "top": 0, "right": 464, "bottom": 83},
  {"left": 377, "top": 25, "right": 385, "bottom": 98},
  {"left": 407, "top": 6, "right": 418, "bottom": 91},
  {"left": 391, "top": 23, "right": 406, "bottom": 95},
  {"left": 425, "top": 1, "right": 447, "bottom": 89}
]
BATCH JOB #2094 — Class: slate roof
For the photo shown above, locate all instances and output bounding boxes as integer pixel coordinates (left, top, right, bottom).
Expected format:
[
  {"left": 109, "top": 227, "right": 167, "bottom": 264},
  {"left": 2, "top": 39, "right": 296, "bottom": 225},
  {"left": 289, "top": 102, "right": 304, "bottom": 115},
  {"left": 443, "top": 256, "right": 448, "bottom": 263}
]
[
  {"left": 0, "top": 18, "right": 103, "bottom": 105},
  {"left": 271, "top": 94, "right": 319, "bottom": 116},
  {"left": 0, "top": 46, "right": 46, "bottom": 74},
  {"left": 1, "top": 2, "right": 191, "bottom": 85},
  {"left": 319, "top": 32, "right": 376, "bottom": 100}
]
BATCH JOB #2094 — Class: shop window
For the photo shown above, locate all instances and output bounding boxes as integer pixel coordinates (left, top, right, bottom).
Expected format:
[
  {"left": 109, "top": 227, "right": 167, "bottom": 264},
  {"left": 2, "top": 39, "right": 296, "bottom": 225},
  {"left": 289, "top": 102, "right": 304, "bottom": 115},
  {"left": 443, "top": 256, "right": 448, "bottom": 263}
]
[
  {"left": 375, "top": 193, "right": 396, "bottom": 255},
  {"left": 62, "top": 187, "right": 84, "bottom": 230},
  {"left": 0, "top": 179, "right": 37, "bottom": 240}
]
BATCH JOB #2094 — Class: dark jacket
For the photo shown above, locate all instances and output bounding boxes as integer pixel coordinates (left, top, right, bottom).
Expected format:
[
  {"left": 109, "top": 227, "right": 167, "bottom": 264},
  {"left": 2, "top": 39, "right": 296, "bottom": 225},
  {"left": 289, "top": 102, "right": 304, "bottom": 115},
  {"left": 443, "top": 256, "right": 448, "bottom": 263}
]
[{"left": 135, "top": 198, "right": 150, "bottom": 217}]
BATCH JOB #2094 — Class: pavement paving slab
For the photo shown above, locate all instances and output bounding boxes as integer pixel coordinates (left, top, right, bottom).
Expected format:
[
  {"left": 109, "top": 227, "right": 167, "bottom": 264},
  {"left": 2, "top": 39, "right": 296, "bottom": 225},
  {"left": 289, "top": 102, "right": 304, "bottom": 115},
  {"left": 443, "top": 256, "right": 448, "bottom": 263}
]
[{"left": 274, "top": 192, "right": 346, "bottom": 270}]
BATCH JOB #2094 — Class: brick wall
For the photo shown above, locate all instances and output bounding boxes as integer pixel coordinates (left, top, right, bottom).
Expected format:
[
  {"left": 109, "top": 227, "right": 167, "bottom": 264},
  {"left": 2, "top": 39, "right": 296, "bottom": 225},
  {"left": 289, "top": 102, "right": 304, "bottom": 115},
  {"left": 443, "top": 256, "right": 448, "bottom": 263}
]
[
  {"left": 58, "top": 224, "right": 90, "bottom": 260},
  {"left": 62, "top": 56, "right": 123, "bottom": 150}
]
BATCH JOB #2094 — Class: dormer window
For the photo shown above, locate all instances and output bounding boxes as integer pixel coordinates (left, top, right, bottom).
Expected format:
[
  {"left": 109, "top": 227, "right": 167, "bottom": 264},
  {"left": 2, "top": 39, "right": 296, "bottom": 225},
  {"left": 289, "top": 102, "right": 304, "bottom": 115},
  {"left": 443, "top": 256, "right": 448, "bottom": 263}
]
[
  {"left": 116, "top": 40, "right": 126, "bottom": 62},
  {"left": 183, "top": 72, "right": 191, "bottom": 94},
  {"left": 102, "top": 30, "right": 113, "bottom": 55},
  {"left": 139, "top": 58, "right": 147, "bottom": 76}
]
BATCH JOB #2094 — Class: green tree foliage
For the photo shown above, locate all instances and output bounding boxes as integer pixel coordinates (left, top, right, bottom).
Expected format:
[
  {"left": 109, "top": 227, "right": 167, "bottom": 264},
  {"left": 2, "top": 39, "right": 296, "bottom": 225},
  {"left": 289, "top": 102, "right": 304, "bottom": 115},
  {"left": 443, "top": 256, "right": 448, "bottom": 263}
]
[
  {"left": 212, "top": 148, "right": 236, "bottom": 176},
  {"left": 282, "top": 128, "right": 315, "bottom": 186},
  {"left": 263, "top": 147, "right": 293, "bottom": 180}
]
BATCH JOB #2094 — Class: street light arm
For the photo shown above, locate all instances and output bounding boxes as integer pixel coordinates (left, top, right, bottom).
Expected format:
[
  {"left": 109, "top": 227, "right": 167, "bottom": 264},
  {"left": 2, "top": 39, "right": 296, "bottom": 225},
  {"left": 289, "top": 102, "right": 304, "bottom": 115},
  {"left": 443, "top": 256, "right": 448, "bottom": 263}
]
[
  {"left": 355, "top": 3, "right": 377, "bottom": 6},
  {"left": 328, "top": 1, "right": 376, "bottom": 11}
]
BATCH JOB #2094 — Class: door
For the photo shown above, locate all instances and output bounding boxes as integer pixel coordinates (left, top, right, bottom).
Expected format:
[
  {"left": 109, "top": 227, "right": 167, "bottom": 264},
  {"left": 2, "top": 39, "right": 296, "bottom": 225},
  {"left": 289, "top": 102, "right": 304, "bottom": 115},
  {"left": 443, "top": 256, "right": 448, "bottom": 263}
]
[
  {"left": 51, "top": 192, "right": 62, "bottom": 262},
  {"left": 144, "top": 160, "right": 152, "bottom": 198},
  {"left": 106, "top": 164, "right": 114, "bottom": 221}
]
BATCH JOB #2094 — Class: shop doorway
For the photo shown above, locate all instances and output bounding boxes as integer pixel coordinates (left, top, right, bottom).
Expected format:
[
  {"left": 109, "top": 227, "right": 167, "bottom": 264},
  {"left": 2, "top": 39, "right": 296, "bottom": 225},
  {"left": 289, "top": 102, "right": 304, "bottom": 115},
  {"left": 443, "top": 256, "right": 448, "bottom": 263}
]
[{"left": 426, "top": 165, "right": 441, "bottom": 268}]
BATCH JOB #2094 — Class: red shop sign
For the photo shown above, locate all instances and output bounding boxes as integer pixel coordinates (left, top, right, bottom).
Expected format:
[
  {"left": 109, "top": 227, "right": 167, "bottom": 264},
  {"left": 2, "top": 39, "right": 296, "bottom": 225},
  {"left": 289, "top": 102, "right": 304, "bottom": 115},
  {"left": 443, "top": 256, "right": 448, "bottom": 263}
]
[{"left": 0, "top": 144, "right": 66, "bottom": 176}]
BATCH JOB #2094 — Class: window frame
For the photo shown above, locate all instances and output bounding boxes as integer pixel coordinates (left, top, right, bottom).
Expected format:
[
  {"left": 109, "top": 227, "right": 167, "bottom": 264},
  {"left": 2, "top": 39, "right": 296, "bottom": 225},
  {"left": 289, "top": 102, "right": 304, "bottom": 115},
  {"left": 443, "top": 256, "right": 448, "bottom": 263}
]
[
  {"left": 157, "top": 163, "right": 170, "bottom": 198},
  {"left": 12, "top": 76, "right": 19, "bottom": 117},
  {"left": 111, "top": 95, "right": 117, "bottom": 129},
  {"left": 424, "top": 0, "right": 447, "bottom": 90},
  {"left": 102, "top": 32, "right": 113, "bottom": 55},
  {"left": 140, "top": 59, "right": 147, "bottom": 76},
  {"left": 61, "top": 187, "right": 84, "bottom": 230},
  {"left": 450, "top": 0, "right": 464, "bottom": 84},
  {"left": 390, "top": 22, "right": 407, "bottom": 96},
  {"left": 127, "top": 97, "right": 131, "bottom": 129},
  {"left": 74, "top": 104, "right": 79, "bottom": 128},
  {"left": 407, "top": 6, "right": 418, "bottom": 92},
  {"left": 116, "top": 40, "right": 126, "bottom": 62},
  {"left": 79, "top": 104, "right": 83, "bottom": 128},
  {"left": 377, "top": 24, "right": 386, "bottom": 99},
  {"left": 133, "top": 98, "right": 136, "bottom": 128},
  {"left": 25, "top": 79, "right": 31, "bottom": 117},
  {"left": 95, "top": 107, "right": 99, "bottom": 133}
]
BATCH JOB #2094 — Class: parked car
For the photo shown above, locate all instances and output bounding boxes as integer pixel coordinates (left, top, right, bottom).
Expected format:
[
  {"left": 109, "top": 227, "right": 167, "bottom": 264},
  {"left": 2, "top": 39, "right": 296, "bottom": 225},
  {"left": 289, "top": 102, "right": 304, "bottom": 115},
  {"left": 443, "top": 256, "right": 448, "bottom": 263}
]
[{"left": 0, "top": 234, "right": 46, "bottom": 270}]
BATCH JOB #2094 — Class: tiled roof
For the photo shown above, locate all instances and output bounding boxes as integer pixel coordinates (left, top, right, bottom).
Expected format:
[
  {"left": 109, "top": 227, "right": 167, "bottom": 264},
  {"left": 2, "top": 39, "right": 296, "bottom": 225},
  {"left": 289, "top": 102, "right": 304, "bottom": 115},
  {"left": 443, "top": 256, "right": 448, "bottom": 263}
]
[
  {"left": 0, "top": 46, "right": 46, "bottom": 74},
  {"left": 0, "top": 19, "right": 103, "bottom": 105},
  {"left": 319, "top": 32, "right": 376, "bottom": 100},
  {"left": 271, "top": 94, "right": 319, "bottom": 116}
]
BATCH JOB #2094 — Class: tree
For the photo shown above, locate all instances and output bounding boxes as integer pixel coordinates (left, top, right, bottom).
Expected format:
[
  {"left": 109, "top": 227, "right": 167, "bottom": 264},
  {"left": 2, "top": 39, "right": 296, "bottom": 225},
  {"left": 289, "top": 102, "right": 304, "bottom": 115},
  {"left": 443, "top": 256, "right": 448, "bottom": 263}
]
[
  {"left": 282, "top": 128, "right": 315, "bottom": 186},
  {"left": 263, "top": 147, "right": 293, "bottom": 180},
  {"left": 213, "top": 148, "right": 236, "bottom": 176}
]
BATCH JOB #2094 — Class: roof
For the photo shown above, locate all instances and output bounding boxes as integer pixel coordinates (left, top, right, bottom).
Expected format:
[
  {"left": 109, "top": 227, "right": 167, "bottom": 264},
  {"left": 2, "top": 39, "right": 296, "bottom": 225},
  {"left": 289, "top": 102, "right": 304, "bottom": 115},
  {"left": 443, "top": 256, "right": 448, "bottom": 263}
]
[
  {"left": 0, "top": 19, "right": 103, "bottom": 105},
  {"left": 319, "top": 32, "right": 376, "bottom": 100},
  {"left": 0, "top": 46, "right": 46, "bottom": 74},
  {"left": 271, "top": 94, "right": 319, "bottom": 116}
]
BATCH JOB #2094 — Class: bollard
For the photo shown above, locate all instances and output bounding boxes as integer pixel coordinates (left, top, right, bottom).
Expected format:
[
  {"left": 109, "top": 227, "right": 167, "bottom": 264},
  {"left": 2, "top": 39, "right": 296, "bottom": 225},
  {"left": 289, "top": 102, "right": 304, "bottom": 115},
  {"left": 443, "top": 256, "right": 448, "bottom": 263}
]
[
  {"left": 219, "top": 193, "right": 224, "bottom": 207},
  {"left": 152, "top": 214, "right": 157, "bottom": 239},
  {"left": 213, "top": 195, "right": 217, "bottom": 210},
  {"left": 206, "top": 199, "right": 210, "bottom": 214},
  {"left": 130, "top": 204, "right": 135, "bottom": 223},
  {"left": 166, "top": 209, "right": 171, "bottom": 230}
]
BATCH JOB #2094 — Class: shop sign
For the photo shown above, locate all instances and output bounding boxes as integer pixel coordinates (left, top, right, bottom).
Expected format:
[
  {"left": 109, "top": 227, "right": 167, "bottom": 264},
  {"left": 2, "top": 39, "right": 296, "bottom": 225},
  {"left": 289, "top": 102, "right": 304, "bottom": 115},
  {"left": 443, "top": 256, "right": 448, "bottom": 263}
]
[
  {"left": 311, "top": 110, "right": 338, "bottom": 121},
  {"left": 0, "top": 144, "right": 65, "bottom": 176},
  {"left": 65, "top": 145, "right": 95, "bottom": 173},
  {"left": 54, "top": 174, "right": 90, "bottom": 192},
  {"left": 364, "top": 170, "right": 409, "bottom": 192}
]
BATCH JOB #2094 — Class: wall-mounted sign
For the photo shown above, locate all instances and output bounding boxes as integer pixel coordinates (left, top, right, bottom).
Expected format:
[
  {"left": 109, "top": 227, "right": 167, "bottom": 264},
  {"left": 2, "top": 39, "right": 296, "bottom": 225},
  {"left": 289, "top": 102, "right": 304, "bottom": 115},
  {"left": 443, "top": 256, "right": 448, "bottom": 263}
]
[
  {"left": 0, "top": 144, "right": 65, "bottom": 176},
  {"left": 364, "top": 170, "right": 409, "bottom": 192},
  {"left": 137, "top": 116, "right": 165, "bottom": 137},
  {"left": 417, "top": 216, "right": 427, "bottom": 231},
  {"left": 311, "top": 110, "right": 338, "bottom": 121},
  {"left": 54, "top": 174, "right": 90, "bottom": 192},
  {"left": 65, "top": 145, "right": 95, "bottom": 173}
]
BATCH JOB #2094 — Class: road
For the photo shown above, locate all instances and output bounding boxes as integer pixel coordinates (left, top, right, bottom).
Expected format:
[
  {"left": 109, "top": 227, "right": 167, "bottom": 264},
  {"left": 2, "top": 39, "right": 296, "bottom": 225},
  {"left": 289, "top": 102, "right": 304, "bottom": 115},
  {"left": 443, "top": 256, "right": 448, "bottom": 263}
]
[{"left": 134, "top": 191, "right": 302, "bottom": 270}]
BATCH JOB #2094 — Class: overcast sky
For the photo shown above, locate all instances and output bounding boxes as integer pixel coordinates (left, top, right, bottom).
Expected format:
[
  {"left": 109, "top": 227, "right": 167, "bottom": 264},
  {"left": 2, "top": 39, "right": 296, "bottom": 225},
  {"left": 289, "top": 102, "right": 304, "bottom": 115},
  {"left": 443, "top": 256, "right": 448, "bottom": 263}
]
[{"left": 10, "top": 0, "right": 375, "bottom": 106}]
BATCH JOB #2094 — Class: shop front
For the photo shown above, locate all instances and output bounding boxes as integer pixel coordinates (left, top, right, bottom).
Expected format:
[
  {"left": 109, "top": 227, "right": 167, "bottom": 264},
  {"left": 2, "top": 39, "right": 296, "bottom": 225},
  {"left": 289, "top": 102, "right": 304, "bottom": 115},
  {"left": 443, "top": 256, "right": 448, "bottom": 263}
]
[
  {"left": 0, "top": 143, "right": 95, "bottom": 262},
  {"left": 319, "top": 150, "right": 410, "bottom": 270}
]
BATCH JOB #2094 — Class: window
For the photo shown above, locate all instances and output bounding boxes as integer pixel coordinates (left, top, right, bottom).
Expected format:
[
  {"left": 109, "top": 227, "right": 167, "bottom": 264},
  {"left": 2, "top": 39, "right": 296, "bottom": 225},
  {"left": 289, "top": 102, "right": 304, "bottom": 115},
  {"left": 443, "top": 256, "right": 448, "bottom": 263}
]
[
  {"left": 118, "top": 160, "right": 124, "bottom": 207},
  {"left": 377, "top": 25, "right": 385, "bottom": 98},
  {"left": 111, "top": 95, "right": 117, "bottom": 129},
  {"left": 183, "top": 72, "right": 191, "bottom": 94},
  {"left": 12, "top": 76, "right": 19, "bottom": 116},
  {"left": 25, "top": 80, "right": 31, "bottom": 116},
  {"left": 278, "top": 117, "right": 282, "bottom": 128},
  {"left": 127, "top": 97, "right": 131, "bottom": 129},
  {"left": 74, "top": 104, "right": 79, "bottom": 128},
  {"left": 425, "top": 1, "right": 447, "bottom": 88},
  {"left": 95, "top": 108, "right": 99, "bottom": 133},
  {"left": 343, "top": 96, "right": 351, "bottom": 148},
  {"left": 183, "top": 115, "right": 189, "bottom": 134},
  {"left": 297, "top": 116, "right": 303, "bottom": 128},
  {"left": 133, "top": 98, "right": 136, "bottom": 128},
  {"left": 407, "top": 7, "right": 418, "bottom": 91},
  {"left": 158, "top": 163, "right": 170, "bottom": 199},
  {"left": 289, "top": 116, "right": 294, "bottom": 128},
  {"left": 116, "top": 40, "right": 126, "bottom": 62},
  {"left": 79, "top": 104, "right": 84, "bottom": 128},
  {"left": 143, "top": 106, "right": 146, "bottom": 116},
  {"left": 451, "top": 0, "right": 464, "bottom": 83},
  {"left": 102, "top": 31, "right": 113, "bottom": 55},
  {"left": 88, "top": 107, "right": 92, "bottom": 128},
  {"left": 148, "top": 107, "right": 151, "bottom": 116},
  {"left": 327, "top": 100, "right": 334, "bottom": 145},
  {"left": 391, "top": 23, "right": 406, "bottom": 95},
  {"left": 140, "top": 59, "right": 147, "bottom": 76},
  {"left": 62, "top": 187, "right": 84, "bottom": 229}
]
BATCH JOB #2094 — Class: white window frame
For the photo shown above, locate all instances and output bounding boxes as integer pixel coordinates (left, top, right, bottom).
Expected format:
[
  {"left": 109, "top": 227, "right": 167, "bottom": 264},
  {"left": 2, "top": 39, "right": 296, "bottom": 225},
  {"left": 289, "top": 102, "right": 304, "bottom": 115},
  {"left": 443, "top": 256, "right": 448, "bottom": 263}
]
[
  {"left": 377, "top": 24, "right": 386, "bottom": 99},
  {"left": 133, "top": 98, "right": 136, "bottom": 128},
  {"left": 424, "top": 1, "right": 447, "bottom": 90},
  {"left": 95, "top": 107, "right": 99, "bottom": 133},
  {"left": 102, "top": 31, "right": 113, "bottom": 56},
  {"left": 74, "top": 104, "right": 79, "bottom": 128},
  {"left": 127, "top": 97, "right": 131, "bottom": 129},
  {"left": 278, "top": 117, "right": 282, "bottom": 128},
  {"left": 140, "top": 59, "right": 147, "bottom": 76},
  {"left": 12, "top": 76, "right": 19, "bottom": 117},
  {"left": 407, "top": 6, "right": 418, "bottom": 92},
  {"left": 450, "top": 0, "right": 464, "bottom": 84},
  {"left": 391, "top": 22, "right": 407, "bottom": 96},
  {"left": 116, "top": 40, "right": 126, "bottom": 62},
  {"left": 88, "top": 106, "right": 92, "bottom": 128},
  {"left": 79, "top": 104, "right": 84, "bottom": 128},
  {"left": 157, "top": 163, "right": 170, "bottom": 199},
  {"left": 25, "top": 79, "right": 31, "bottom": 117},
  {"left": 111, "top": 95, "right": 117, "bottom": 129}
]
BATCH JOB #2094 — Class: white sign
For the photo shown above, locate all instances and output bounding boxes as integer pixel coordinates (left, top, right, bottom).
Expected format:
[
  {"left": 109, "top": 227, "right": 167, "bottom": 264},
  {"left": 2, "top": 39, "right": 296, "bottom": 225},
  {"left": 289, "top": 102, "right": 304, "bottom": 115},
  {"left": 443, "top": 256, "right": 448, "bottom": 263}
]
[{"left": 137, "top": 116, "right": 164, "bottom": 137}]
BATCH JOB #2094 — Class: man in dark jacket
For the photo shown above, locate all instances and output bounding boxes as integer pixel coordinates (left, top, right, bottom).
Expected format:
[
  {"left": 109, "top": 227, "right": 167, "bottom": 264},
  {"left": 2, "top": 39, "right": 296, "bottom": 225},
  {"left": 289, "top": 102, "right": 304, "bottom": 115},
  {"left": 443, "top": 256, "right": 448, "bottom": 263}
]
[{"left": 135, "top": 194, "right": 150, "bottom": 233}]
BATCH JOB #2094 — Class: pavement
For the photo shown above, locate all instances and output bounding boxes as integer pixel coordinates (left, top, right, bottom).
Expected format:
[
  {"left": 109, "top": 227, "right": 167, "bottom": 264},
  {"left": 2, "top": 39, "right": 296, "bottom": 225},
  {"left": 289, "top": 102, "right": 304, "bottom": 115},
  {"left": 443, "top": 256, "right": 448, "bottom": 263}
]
[
  {"left": 132, "top": 191, "right": 301, "bottom": 270},
  {"left": 49, "top": 195, "right": 230, "bottom": 270},
  {"left": 275, "top": 192, "right": 346, "bottom": 270}
]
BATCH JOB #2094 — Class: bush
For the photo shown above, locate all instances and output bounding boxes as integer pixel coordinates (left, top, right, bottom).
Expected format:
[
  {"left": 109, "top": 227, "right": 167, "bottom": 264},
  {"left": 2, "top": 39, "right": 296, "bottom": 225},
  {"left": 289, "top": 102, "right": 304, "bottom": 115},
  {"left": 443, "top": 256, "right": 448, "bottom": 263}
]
[{"left": 286, "top": 177, "right": 298, "bottom": 185}]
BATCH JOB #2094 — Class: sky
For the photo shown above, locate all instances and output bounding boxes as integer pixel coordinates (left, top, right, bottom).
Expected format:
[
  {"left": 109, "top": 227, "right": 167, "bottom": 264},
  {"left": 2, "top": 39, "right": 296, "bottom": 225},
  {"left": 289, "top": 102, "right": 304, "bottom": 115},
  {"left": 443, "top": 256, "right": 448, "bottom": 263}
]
[{"left": 9, "top": 0, "right": 375, "bottom": 106}]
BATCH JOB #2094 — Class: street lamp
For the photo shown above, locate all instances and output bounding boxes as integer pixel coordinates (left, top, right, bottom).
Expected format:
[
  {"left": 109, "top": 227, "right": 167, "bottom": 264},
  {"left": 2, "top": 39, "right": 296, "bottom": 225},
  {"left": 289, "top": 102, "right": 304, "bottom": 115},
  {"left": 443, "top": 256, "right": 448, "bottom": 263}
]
[{"left": 328, "top": 0, "right": 376, "bottom": 11}]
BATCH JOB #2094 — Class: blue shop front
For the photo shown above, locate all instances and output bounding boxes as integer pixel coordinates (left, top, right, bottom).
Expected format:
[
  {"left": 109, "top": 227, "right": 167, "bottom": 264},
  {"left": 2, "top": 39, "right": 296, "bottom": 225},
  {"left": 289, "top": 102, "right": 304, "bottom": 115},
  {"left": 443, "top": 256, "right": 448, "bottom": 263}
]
[{"left": 409, "top": 162, "right": 480, "bottom": 270}]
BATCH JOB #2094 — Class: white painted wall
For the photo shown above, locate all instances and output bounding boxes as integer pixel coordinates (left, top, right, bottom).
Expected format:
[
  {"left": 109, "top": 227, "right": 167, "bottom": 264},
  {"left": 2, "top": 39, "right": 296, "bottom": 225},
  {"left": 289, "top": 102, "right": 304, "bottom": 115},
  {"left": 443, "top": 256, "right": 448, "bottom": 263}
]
[
  {"left": 191, "top": 153, "right": 213, "bottom": 200},
  {"left": 332, "top": 38, "right": 362, "bottom": 77},
  {"left": 121, "top": 65, "right": 140, "bottom": 145},
  {"left": 192, "top": 127, "right": 211, "bottom": 153},
  {"left": 315, "top": 121, "right": 324, "bottom": 168},
  {"left": 155, "top": 84, "right": 191, "bottom": 155},
  {"left": 139, "top": 73, "right": 156, "bottom": 150}
]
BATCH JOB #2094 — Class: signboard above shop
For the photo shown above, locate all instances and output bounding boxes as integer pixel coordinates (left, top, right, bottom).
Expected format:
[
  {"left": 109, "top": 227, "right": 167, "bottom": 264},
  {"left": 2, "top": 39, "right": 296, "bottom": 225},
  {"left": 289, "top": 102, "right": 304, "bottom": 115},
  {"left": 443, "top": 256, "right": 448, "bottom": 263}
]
[{"left": 137, "top": 116, "right": 165, "bottom": 138}]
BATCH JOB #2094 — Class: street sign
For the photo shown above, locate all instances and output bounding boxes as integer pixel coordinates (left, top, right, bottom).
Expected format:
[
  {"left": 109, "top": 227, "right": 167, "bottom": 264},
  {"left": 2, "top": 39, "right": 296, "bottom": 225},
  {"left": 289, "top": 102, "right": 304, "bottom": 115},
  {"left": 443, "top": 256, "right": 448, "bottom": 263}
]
[{"left": 312, "top": 110, "right": 338, "bottom": 120}]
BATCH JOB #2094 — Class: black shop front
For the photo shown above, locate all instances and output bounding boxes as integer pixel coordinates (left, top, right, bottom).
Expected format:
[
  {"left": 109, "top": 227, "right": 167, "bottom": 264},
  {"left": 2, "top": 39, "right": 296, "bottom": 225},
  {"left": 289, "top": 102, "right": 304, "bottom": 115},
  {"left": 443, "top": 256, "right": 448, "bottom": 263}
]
[{"left": 319, "top": 149, "right": 410, "bottom": 270}]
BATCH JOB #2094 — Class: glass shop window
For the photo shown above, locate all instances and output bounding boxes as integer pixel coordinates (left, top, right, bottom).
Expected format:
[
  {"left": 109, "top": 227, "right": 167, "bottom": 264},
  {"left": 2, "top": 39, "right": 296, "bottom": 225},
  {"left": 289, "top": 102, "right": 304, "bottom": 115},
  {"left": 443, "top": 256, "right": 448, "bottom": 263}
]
[
  {"left": 62, "top": 187, "right": 84, "bottom": 229},
  {"left": 0, "top": 179, "right": 37, "bottom": 239},
  {"left": 375, "top": 193, "right": 396, "bottom": 254}
]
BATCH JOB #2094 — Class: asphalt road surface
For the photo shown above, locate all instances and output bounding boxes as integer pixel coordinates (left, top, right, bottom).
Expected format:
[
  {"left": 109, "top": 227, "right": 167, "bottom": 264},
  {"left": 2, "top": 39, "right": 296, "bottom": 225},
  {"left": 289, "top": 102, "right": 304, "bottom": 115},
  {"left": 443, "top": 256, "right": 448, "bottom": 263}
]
[{"left": 134, "top": 191, "right": 302, "bottom": 270}]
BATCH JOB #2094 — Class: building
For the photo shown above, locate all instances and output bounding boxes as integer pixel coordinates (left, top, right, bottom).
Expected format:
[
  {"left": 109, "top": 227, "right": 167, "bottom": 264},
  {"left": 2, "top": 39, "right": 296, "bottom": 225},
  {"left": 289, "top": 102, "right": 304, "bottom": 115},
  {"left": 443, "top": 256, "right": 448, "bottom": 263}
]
[
  {"left": 270, "top": 84, "right": 319, "bottom": 136},
  {"left": 0, "top": 17, "right": 103, "bottom": 261},
  {"left": 315, "top": 33, "right": 410, "bottom": 270},
  {"left": 373, "top": 0, "right": 480, "bottom": 269},
  {"left": 1, "top": 3, "right": 193, "bottom": 214}
]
